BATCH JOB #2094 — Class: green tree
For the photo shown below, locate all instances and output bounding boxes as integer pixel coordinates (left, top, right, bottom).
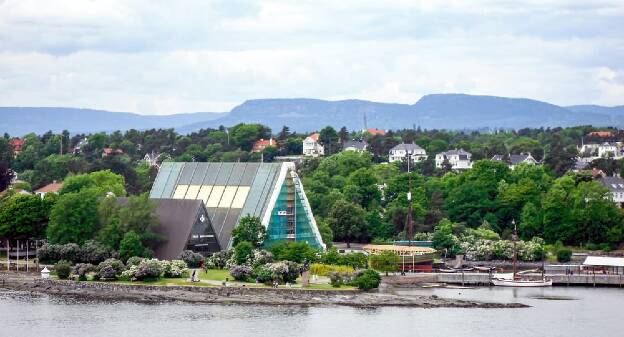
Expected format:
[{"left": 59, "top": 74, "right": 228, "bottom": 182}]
[
  {"left": 233, "top": 241, "right": 254, "bottom": 264},
  {"left": 319, "top": 126, "right": 339, "bottom": 155},
  {"left": 47, "top": 189, "right": 100, "bottom": 244},
  {"left": 118, "top": 194, "right": 163, "bottom": 250},
  {"left": 232, "top": 215, "right": 266, "bottom": 247},
  {"left": 60, "top": 170, "right": 126, "bottom": 196},
  {"left": 0, "top": 194, "right": 55, "bottom": 239},
  {"left": 369, "top": 251, "right": 399, "bottom": 276},
  {"left": 119, "top": 230, "right": 148, "bottom": 262},
  {"left": 229, "top": 124, "right": 270, "bottom": 151},
  {"left": 268, "top": 241, "right": 319, "bottom": 263},
  {"left": 327, "top": 200, "right": 368, "bottom": 247}
]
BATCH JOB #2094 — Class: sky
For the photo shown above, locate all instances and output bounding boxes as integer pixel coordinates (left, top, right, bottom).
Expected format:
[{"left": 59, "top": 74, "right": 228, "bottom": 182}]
[{"left": 0, "top": 0, "right": 623, "bottom": 115}]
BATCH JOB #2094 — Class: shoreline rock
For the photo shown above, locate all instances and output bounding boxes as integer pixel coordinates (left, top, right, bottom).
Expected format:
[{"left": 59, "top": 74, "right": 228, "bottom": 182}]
[{"left": 0, "top": 272, "right": 528, "bottom": 309}]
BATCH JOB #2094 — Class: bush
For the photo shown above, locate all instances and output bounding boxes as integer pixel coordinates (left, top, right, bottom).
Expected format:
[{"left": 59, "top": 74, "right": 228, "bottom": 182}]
[
  {"left": 97, "top": 258, "right": 125, "bottom": 280},
  {"left": 353, "top": 269, "right": 381, "bottom": 290},
  {"left": 252, "top": 250, "right": 273, "bottom": 266},
  {"left": 119, "top": 231, "right": 147, "bottom": 263},
  {"left": 126, "top": 256, "right": 145, "bottom": 267},
  {"left": 328, "top": 271, "right": 356, "bottom": 288},
  {"left": 266, "top": 261, "right": 301, "bottom": 284},
  {"left": 54, "top": 260, "right": 72, "bottom": 280},
  {"left": 557, "top": 248, "right": 573, "bottom": 263},
  {"left": 98, "top": 265, "right": 118, "bottom": 281},
  {"left": 38, "top": 244, "right": 61, "bottom": 263},
  {"left": 79, "top": 240, "right": 112, "bottom": 264},
  {"left": 178, "top": 250, "right": 204, "bottom": 268},
  {"left": 282, "top": 261, "right": 302, "bottom": 283},
  {"left": 229, "top": 264, "right": 254, "bottom": 281},
  {"left": 208, "top": 250, "right": 232, "bottom": 269},
  {"left": 233, "top": 241, "right": 254, "bottom": 265},
  {"left": 310, "top": 263, "right": 354, "bottom": 276},
  {"left": 59, "top": 243, "right": 81, "bottom": 263},
  {"left": 133, "top": 259, "right": 163, "bottom": 281},
  {"left": 161, "top": 260, "right": 188, "bottom": 278},
  {"left": 253, "top": 265, "right": 273, "bottom": 284},
  {"left": 38, "top": 242, "right": 112, "bottom": 264},
  {"left": 268, "top": 241, "right": 319, "bottom": 263},
  {"left": 72, "top": 263, "right": 94, "bottom": 278}
]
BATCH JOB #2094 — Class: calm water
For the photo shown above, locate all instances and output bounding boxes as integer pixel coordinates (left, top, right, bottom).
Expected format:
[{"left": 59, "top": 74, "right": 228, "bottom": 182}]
[{"left": 0, "top": 286, "right": 622, "bottom": 337}]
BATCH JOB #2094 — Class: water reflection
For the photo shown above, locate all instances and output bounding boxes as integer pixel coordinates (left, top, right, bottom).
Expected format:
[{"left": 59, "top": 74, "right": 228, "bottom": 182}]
[{"left": 0, "top": 287, "right": 622, "bottom": 337}]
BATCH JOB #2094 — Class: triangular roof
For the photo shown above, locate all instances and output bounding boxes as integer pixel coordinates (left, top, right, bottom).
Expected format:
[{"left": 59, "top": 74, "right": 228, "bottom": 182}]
[
  {"left": 35, "top": 181, "right": 63, "bottom": 194},
  {"left": 307, "top": 133, "right": 320, "bottom": 141},
  {"left": 149, "top": 162, "right": 324, "bottom": 250},
  {"left": 391, "top": 143, "right": 424, "bottom": 151}
]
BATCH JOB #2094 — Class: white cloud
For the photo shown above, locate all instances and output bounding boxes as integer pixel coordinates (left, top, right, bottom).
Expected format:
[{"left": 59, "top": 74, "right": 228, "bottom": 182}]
[{"left": 0, "top": 0, "right": 622, "bottom": 114}]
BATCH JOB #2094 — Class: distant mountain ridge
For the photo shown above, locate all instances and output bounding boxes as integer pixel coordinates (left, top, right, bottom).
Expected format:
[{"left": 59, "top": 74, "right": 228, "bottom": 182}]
[
  {"left": 1, "top": 94, "right": 622, "bottom": 135},
  {"left": 0, "top": 107, "right": 225, "bottom": 135}
]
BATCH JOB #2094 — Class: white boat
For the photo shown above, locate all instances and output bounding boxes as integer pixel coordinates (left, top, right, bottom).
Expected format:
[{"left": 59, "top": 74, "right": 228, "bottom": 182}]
[
  {"left": 491, "top": 220, "right": 552, "bottom": 287},
  {"left": 491, "top": 277, "right": 552, "bottom": 287}
]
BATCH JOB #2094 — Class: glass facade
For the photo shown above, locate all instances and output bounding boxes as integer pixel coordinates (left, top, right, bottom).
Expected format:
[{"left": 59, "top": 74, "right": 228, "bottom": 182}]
[{"left": 264, "top": 174, "right": 324, "bottom": 249}]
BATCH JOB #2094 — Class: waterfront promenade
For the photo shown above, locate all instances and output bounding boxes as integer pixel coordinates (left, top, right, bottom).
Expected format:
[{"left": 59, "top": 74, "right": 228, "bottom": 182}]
[{"left": 385, "top": 272, "right": 624, "bottom": 287}]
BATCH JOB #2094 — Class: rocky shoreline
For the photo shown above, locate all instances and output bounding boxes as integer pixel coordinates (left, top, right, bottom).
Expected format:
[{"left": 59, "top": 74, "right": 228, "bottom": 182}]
[{"left": 0, "top": 272, "right": 527, "bottom": 309}]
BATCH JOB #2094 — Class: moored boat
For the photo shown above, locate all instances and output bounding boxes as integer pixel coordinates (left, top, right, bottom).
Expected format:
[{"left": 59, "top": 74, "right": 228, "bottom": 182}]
[{"left": 491, "top": 220, "right": 552, "bottom": 287}]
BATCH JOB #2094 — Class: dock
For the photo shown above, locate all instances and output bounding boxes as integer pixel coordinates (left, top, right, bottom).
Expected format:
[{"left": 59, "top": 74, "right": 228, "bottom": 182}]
[{"left": 384, "top": 272, "right": 624, "bottom": 287}]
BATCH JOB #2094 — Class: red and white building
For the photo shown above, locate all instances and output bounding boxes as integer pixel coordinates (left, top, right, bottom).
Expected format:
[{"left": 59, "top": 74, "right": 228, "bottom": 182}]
[
  {"left": 303, "top": 133, "right": 324, "bottom": 157},
  {"left": 252, "top": 138, "right": 278, "bottom": 153}
]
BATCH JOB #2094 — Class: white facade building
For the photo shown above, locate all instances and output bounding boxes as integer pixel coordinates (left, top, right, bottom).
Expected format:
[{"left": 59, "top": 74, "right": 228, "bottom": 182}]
[
  {"left": 579, "top": 142, "right": 623, "bottom": 160},
  {"left": 343, "top": 140, "right": 368, "bottom": 153},
  {"left": 599, "top": 176, "right": 624, "bottom": 207},
  {"left": 302, "top": 133, "right": 324, "bottom": 157},
  {"left": 435, "top": 149, "right": 473, "bottom": 170},
  {"left": 388, "top": 143, "right": 427, "bottom": 163}
]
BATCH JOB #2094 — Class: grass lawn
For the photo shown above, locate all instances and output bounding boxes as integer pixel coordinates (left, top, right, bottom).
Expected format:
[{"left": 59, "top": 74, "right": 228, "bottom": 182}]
[
  {"left": 96, "top": 268, "right": 356, "bottom": 290},
  {"left": 197, "top": 268, "right": 232, "bottom": 281}
]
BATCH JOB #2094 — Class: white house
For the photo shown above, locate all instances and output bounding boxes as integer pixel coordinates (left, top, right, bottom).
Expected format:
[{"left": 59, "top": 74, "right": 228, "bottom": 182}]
[
  {"left": 343, "top": 140, "right": 368, "bottom": 153},
  {"left": 579, "top": 142, "right": 622, "bottom": 160},
  {"left": 599, "top": 176, "right": 624, "bottom": 207},
  {"left": 491, "top": 153, "right": 538, "bottom": 169},
  {"left": 435, "top": 149, "right": 472, "bottom": 170},
  {"left": 302, "top": 133, "right": 324, "bottom": 157},
  {"left": 388, "top": 143, "right": 427, "bottom": 163}
]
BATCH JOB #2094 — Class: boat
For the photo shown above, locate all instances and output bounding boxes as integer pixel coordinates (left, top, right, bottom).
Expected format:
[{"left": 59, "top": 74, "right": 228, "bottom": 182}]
[
  {"left": 491, "top": 220, "right": 552, "bottom": 287},
  {"left": 491, "top": 277, "right": 552, "bottom": 287}
]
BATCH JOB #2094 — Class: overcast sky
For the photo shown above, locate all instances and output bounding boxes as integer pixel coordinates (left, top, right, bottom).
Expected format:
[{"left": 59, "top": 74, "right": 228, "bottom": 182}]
[{"left": 0, "top": 0, "right": 623, "bottom": 114}]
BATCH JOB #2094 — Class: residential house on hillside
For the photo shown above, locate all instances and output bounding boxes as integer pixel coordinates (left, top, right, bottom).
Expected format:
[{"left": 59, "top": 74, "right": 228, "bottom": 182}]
[
  {"left": 587, "top": 131, "right": 614, "bottom": 138},
  {"left": 435, "top": 149, "right": 472, "bottom": 169},
  {"left": 302, "top": 133, "right": 324, "bottom": 157},
  {"left": 72, "top": 138, "right": 88, "bottom": 154},
  {"left": 9, "top": 138, "right": 24, "bottom": 157},
  {"left": 491, "top": 153, "right": 538, "bottom": 169},
  {"left": 579, "top": 142, "right": 623, "bottom": 160},
  {"left": 252, "top": 138, "right": 278, "bottom": 153},
  {"left": 343, "top": 140, "right": 368, "bottom": 153},
  {"left": 34, "top": 181, "right": 63, "bottom": 199},
  {"left": 599, "top": 176, "right": 624, "bottom": 208},
  {"left": 365, "top": 128, "right": 386, "bottom": 136},
  {"left": 389, "top": 143, "right": 427, "bottom": 163},
  {"left": 102, "top": 148, "right": 124, "bottom": 157}
]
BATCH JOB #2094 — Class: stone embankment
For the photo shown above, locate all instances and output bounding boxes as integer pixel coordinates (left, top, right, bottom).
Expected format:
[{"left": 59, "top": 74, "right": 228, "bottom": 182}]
[{"left": 0, "top": 272, "right": 526, "bottom": 308}]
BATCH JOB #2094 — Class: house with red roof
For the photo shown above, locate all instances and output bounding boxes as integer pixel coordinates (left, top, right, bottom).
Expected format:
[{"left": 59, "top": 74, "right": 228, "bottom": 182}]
[
  {"left": 34, "top": 180, "right": 63, "bottom": 198},
  {"left": 252, "top": 138, "right": 278, "bottom": 153},
  {"left": 102, "top": 148, "right": 124, "bottom": 157},
  {"left": 9, "top": 138, "right": 25, "bottom": 156},
  {"left": 365, "top": 128, "right": 386, "bottom": 136},
  {"left": 302, "top": 133, "right": 324, "bottom": 157}
]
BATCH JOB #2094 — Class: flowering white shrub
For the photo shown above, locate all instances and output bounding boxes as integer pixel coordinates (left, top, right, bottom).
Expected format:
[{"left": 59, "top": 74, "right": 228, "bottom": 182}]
[
  {"left": 161, "top": 260, "right": 189, "bottom": 278},
  {"left": 459, "top": 235, "right": 544, "bottom": 262}
]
